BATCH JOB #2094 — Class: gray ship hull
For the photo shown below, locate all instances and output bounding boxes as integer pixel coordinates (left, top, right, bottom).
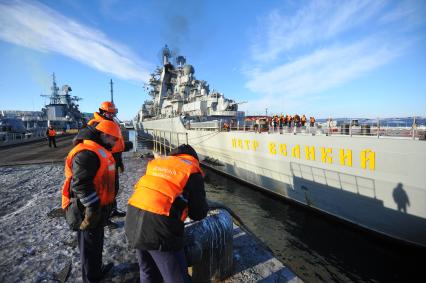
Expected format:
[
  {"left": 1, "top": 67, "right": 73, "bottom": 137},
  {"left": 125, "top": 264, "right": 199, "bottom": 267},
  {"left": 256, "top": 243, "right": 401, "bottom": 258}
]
[{"left": 139, "top": 117, "right": 426, "bottom": 248}]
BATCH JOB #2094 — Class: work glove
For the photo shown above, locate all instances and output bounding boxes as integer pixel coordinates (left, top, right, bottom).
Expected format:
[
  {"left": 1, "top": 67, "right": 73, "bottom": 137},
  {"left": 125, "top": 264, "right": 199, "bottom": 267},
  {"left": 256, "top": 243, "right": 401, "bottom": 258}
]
[
  {"left": 118, "top": 164, "right": 125, "bottom": 173},
  {"left": 79, "top": 206, "right": 102, "bottom": 230}
]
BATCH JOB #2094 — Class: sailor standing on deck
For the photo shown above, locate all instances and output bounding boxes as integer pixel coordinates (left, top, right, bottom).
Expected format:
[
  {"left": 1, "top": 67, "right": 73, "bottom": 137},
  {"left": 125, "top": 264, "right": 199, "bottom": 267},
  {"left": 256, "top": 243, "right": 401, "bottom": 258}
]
[
  {"left": 309, "top": 116, "right": 316, "bottom": 127},
  {"left": 125, "top": 144, "right": 209, "bottom": 283},
  {"left": 61, "top": 120, "right": 120, "bottom": 282},
  {"left": 301, "top": 115, "right": 307, "bottom": 127},
  {"left": 87, "top": 101, "right": 126, "bottom": 228},
  {"left": 46, "top": 125, "right": 57, "bottom": 148}
]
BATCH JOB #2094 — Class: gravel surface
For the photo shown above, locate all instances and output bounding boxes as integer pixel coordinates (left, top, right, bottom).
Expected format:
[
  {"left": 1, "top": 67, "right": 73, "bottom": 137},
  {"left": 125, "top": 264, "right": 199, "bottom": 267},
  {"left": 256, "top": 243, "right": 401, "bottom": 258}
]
[
  {"left": 0, "top": 135, "right": 75, "bottom": 166},
  {"left": 0, "top": 153, "right": 300, "bottom": 282},
  {"left": 0, "top": 154, "right": 146, "bottom": 282}
]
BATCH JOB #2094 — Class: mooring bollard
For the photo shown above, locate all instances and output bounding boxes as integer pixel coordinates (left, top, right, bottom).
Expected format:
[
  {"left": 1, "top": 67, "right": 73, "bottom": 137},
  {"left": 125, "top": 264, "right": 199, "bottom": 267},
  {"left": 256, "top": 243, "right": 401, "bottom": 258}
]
[{"left": 184, "top": 209, "right": 234, "bottom": 282}]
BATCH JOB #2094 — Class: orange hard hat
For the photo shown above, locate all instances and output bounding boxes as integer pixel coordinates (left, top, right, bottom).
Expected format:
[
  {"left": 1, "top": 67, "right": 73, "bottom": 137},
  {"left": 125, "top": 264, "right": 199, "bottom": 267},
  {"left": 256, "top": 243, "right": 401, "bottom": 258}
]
[
  {"left": 99, "top": 101, "right": 116, "bottom": 114},
  {"left": 95, "top": 120, "right": 121, "bottom": 139}
]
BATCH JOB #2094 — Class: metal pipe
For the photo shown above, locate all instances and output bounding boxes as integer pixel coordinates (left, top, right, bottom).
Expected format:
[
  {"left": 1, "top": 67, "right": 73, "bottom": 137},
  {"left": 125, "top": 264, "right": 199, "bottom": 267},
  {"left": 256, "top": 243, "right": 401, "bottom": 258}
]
[
  {"left": 154, "top": 130, "right": 157, "bottom": 152},
  {"left": 159, "top": 131, "right": 162, "bottom": 155},
  {"left": 412, "top": 116, "right": 416, "bottom": 140},
  {"left": 377, "top": 117, "right": 380, "bottom": 138},
  {"left": 160, "top": 131, "right": 163, "bottom": 155}
]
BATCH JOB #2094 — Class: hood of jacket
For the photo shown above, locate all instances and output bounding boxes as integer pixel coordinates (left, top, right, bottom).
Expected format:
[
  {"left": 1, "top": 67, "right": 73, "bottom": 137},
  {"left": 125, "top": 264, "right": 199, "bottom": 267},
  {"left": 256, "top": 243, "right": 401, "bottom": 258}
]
[
  {"left": 72, "top": 125, "right": 111, "bottom": 149},
  {"left": 169, "top": 144, "right": 199, "bottom": 161}
]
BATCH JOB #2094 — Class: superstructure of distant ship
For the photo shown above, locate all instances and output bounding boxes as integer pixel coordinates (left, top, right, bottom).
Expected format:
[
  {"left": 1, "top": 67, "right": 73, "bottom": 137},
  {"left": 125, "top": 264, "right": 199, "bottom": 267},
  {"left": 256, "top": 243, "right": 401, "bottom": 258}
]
[
  {"left": 41, "top": 73, "right": 83, "bottom": 130},
  {"left": 1, "top": 73, "right": 83, "bottom": 135},
  {"left": 135, "top": 46, "right": 426, "bottom": 248}
]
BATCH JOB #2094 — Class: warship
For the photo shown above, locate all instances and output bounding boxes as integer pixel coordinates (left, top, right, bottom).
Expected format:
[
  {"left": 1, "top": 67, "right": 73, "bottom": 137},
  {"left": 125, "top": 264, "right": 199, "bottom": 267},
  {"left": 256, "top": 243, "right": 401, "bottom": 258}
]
[
  {"left": 41, "top": 73, "right": 83, "bottom": 130},
  {"left": 135, "top": 46, "right": 426, "bottom": 248},
  {"left": 1, "top": 73, "right": 83, "bottom": 137}
]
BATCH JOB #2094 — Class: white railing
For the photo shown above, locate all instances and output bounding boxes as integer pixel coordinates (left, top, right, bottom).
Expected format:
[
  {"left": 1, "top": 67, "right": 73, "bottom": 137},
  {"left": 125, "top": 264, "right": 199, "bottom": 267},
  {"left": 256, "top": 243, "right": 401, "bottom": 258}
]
[
  {"left": 140, "top": 117, "right": 425, "bottom": 140},
  {"left": 208, "top": 110, "right": 237, "bottom": 116},
  {"left": 216, "top": 117, "right": 425, "bottom": 140},
  {"left": 1, "top": 128, "right": 48, "bottom": 144},
  {"left": 141, "top": 129, "right": 189, "bottom": 155}
]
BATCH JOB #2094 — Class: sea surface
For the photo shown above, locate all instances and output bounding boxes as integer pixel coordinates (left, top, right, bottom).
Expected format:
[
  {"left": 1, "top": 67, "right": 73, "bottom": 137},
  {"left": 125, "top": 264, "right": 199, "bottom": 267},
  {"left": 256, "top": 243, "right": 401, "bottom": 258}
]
[{"left": 203, "top": 167, "right": 424, "bottom": 283}]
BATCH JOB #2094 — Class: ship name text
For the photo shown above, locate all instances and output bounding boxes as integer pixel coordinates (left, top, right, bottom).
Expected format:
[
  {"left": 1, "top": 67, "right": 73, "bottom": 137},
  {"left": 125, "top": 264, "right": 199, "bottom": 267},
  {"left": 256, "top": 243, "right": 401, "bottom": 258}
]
[{"left": 231, "top": 138, "right": 375, "bottom": 170}]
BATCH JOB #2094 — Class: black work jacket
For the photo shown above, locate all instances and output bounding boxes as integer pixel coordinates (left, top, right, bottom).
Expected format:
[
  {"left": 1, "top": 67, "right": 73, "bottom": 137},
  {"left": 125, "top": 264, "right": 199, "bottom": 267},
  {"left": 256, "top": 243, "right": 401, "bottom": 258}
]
[
  {"left": 67, "top": 126, "right": 114, "bottom": 229},
  {"left": 125, "top": 172, "right": 208, "bottom": 251}
]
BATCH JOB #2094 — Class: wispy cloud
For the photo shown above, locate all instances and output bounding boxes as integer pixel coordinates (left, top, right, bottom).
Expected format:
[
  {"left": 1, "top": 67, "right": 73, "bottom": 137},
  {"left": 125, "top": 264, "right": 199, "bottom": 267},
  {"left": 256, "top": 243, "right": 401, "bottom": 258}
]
[
  {"left": 246, "top": 37, "right": 405, "bottom": 95},
  {"left": 251, "top": 0, "right": 387, "bottom": 62},
  {"left": 380, "top": 0, "right": 426, "bottom": 26},
  {"left": 245, "top": 0, "right": 425, "bottom": 114},
  {"left": 0, "top": 1, "right": 151, "bottom": 82}
]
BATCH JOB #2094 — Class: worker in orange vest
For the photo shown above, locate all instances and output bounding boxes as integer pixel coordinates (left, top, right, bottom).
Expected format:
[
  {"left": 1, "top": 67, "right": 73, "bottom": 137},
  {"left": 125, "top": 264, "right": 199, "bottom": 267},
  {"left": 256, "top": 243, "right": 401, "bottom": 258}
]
[
  {"left": 310, "top": 116, "right": 316, "bottom": 127},
  {"left": 301, "top": 115, "right": 307, "bottom": 127},
  {"left": 223, "top": 122, "right": 230, "bottom": 131},
  {"left": 46, "top": 125, "right": 57, "bottom": 148},
  {"left": 286, "top": 115, "right": 292, "bottom": 127},
  {"left": 87, "top": 101, "right": 126, "bottom": 227},
  {"left": 125, "top": 144, "right": 208, "bottom": 283},
  {"left": 294, "top": 114, "right": 300, "bottom": 127},
  {"left": 62, "top": 120, "right": 121, "bottom": 282}
]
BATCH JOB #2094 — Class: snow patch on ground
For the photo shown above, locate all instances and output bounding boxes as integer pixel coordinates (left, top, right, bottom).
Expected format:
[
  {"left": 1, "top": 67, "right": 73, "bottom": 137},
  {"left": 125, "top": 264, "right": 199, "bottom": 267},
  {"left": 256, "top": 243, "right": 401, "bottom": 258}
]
[
  {"left": 0, "top": 155, "right": 147, "bottom": 282},
  {"left": 0, "top": 154, "right": 299, "bottom": 282}
]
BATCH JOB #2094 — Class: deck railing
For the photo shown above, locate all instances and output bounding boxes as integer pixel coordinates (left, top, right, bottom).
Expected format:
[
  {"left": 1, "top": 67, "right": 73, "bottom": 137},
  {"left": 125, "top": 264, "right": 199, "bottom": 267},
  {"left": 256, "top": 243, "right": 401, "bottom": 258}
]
[
  {"left": 142, "top": 129, "right": 188, "bottom": 155},
  {"left": 0, "top": 128, "right": 48, "bottom": 144},
  {"left": 187, "top": 118, "right": 425, "bottom": 140}
]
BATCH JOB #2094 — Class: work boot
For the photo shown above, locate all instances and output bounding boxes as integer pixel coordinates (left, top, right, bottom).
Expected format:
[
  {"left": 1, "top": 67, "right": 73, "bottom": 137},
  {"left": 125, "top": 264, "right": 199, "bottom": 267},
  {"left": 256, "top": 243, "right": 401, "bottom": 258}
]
[
  {"left": 106, "top": 219, "right": 118, "bottom": 229},
  {"left": 110, "top": 209, "right": 126, "bottom": 218}
]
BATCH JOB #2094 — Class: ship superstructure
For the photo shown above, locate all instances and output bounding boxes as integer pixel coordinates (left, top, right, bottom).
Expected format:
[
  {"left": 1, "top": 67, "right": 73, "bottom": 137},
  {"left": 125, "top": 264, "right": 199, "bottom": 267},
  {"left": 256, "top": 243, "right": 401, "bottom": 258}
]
[
  {"left": 135, "top": 45, "right": 242, "bottom": 126},
  {"left": 135, "top": 47, "right": 426, "bottom": 248},
  {"left": 41, "top": 73, "right": 83, "bottom": 130}
]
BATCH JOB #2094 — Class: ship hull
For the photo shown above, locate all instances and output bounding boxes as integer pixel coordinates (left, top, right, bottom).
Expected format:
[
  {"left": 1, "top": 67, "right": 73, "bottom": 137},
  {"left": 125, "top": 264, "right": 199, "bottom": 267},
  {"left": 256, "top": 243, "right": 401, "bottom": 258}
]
[{"left": 139, "top": 117, "right": 426, "bottom": 248}]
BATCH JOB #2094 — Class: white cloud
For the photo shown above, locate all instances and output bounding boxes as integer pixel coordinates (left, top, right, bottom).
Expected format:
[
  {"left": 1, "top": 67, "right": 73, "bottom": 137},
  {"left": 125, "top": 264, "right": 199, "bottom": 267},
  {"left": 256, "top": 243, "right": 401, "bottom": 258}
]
[
  {"left": 380, "top": 0, "right": 426, "bottom": 26},
  {"left": 251, "top": 0, "right": 387, "bottom": 62},
  {"left": 244, "top": 37, "right": 410, "bottom": 115},
  {"left": 0, "top": 1, "right": 151, "bottom": 82},
  {"left": 244, "top": 0, "right": 424, "bottom": 115},
  {"left": 246, "top": 38, "right": 403, "bottom": 96}
]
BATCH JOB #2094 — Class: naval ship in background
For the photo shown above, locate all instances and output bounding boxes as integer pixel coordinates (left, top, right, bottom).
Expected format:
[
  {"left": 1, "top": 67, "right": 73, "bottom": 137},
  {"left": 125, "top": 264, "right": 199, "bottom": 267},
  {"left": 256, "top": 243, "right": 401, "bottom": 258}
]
[
  {"left": 1, "top": 73, "right": 83, "bottom": 141},
  {"left": 134, "top": 46, "right": 426, "bottom": 248},
  {"left": 40, "top": 73, "right": 83, "bottom": 130}
]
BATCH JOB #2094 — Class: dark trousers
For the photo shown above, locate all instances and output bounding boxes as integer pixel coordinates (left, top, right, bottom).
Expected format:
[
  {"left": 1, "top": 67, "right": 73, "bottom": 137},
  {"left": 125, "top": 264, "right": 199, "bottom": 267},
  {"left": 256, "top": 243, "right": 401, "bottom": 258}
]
[
  {"left": 77, "top": 227, "right": 104, "bottom": 283},
  {"left": 136, "top": 249, "right": 190, "bottom": 283},
  {"left": 48, "top": 137, "right": 56, "bottom": 147},
  {"left": 112, "top": 171, "right": 119, "bottom": 211}
]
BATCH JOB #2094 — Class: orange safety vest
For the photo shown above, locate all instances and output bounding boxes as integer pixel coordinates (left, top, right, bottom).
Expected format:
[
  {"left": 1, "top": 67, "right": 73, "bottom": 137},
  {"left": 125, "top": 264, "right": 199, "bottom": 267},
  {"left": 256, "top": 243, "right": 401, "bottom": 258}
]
[
  {"left": 48, "top": 129, "right": 56, "bottom": 137},
  {"left": 87, "top": 112, "right": 125, "bottom": 153},
  {"left": 61, "top": 140, "right": 116, "bottom": 209},
  {"left": 128, "top": 154, "right": 203, "bottom": 221}
]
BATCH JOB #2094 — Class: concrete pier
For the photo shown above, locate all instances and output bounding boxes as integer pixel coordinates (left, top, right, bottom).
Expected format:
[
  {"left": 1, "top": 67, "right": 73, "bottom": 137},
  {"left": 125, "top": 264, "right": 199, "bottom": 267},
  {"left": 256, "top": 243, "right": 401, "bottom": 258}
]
[{"left": 0, "top": 150, "right": 302, "bottom": 282}]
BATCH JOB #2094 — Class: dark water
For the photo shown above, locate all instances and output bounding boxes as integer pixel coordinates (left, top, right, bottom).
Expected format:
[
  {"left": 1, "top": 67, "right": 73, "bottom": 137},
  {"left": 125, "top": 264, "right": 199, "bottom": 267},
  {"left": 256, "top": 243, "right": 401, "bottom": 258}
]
[{"left": 203, "top": 168, "right": 424, "bottom": 283}]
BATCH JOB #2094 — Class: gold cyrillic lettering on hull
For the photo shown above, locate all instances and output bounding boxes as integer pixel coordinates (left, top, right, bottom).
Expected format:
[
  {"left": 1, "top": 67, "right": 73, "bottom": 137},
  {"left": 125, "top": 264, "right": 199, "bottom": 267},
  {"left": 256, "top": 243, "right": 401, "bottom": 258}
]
[{"left": 230, "top": 137, "right": 375, "bottom": 170}]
